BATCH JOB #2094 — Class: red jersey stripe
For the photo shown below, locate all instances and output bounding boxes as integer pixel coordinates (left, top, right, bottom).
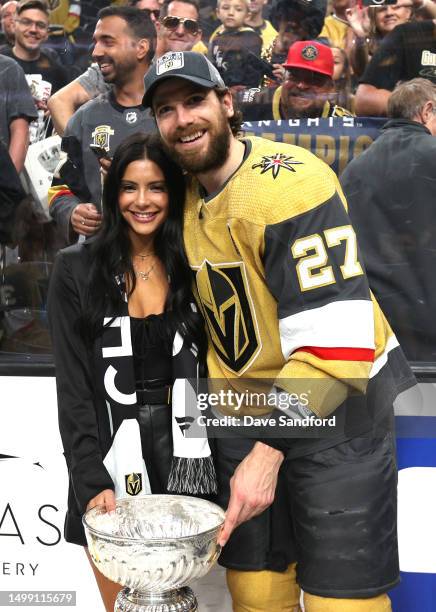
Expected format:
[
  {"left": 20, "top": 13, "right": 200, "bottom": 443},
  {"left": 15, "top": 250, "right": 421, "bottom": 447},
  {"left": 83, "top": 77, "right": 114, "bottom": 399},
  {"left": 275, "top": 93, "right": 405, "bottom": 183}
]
[
  {"left": 49, "top": 189, "right": 73, "bottom": 206},
  {"left": 296, "top": 346, "right": 375, "bottom": 362}
]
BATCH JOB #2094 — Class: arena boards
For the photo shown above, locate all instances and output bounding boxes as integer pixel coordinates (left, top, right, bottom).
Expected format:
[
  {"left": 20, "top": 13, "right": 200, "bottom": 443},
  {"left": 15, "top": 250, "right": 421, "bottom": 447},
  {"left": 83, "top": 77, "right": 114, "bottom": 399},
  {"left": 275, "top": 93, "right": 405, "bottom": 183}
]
[{"left": 1, "top": 373, "right": 435, "bottom": 611}]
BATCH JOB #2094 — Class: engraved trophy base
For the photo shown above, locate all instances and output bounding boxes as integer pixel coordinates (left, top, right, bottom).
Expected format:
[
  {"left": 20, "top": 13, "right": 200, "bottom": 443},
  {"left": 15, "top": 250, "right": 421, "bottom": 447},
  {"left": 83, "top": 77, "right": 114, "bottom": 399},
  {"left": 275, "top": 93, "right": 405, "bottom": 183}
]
[{"left": 115, "top": 586, "right": 198, "bottom": 612}]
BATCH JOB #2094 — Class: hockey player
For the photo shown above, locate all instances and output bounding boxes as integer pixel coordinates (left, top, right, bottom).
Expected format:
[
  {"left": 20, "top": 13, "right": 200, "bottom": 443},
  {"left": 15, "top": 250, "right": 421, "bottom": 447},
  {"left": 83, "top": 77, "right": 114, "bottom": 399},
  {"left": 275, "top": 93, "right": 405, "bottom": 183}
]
[
  {"left": 48, "top": 6, "right": 156, "bottom": 244},
  {"left": 142, "top": 51, "right": 414, "bottom": 612}
]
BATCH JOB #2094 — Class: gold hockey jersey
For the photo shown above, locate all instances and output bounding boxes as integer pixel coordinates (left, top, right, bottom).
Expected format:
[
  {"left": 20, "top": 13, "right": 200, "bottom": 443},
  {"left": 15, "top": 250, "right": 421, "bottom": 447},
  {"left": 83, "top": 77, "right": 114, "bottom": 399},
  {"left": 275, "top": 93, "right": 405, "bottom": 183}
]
[
  {"left": 183, "top": 136, "right": 406, "bottom": 421},
  {"left": 49, "top": 0, "right": 81, "bottom": 34}
]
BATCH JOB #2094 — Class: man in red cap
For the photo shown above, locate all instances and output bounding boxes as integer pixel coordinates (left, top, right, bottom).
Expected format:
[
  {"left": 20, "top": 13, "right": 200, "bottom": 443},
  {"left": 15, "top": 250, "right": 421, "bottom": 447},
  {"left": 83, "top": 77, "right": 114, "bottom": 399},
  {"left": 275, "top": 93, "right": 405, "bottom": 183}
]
[{"left": 240, "top": 40, "right": 353, "bottom": 119}]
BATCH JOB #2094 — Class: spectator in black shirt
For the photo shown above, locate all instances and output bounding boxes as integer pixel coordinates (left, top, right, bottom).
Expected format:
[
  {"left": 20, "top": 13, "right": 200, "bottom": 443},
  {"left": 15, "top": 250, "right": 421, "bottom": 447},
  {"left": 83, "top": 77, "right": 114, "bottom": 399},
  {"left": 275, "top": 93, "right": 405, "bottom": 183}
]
[
  {"left": 0, "top": 0, "right": 68, "bottom": 100},
  {"left": 209, "top": 0, "right": 263, "bottom": 89},
  {"left": 0, "top": 0, "right": 68, "bottom": 140},
  {"left": 356, "top": 19, "right": 436, "bottom": 116}
]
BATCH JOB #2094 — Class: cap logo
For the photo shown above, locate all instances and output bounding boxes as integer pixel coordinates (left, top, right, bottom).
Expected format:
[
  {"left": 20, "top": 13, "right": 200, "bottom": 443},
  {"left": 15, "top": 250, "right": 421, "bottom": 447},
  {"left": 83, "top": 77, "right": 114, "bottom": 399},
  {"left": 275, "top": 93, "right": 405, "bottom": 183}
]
[
  {"left": 301, "top": 45, "right": 318, "bottom": 61},
  {"left": 156, "top": 52, "right": 185, "bottom": 75}
]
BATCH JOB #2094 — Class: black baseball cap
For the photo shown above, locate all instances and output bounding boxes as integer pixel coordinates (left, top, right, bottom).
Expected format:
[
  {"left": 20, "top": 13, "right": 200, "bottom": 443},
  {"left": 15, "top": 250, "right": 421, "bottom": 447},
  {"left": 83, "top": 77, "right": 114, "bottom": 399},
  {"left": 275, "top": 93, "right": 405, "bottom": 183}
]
[{"left": 143, "top": 51, "right": 225, "bottom": 108}]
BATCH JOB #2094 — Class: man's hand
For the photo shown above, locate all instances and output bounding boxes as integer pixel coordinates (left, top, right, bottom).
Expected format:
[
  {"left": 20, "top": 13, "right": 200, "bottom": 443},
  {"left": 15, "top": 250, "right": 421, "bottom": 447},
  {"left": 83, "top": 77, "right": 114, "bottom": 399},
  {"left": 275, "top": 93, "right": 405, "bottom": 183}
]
[
  {"left": 272, "top": 63, "right": 285, "bottom": 83},
  {"left": 218, "top": 442, "right": 284, "bottom": 547},
  {"left": 71, "top": 203, "right": 102, "bottom": 236},
  {"left": 86, "top": 489, "right": 116, "bottom": 513}
]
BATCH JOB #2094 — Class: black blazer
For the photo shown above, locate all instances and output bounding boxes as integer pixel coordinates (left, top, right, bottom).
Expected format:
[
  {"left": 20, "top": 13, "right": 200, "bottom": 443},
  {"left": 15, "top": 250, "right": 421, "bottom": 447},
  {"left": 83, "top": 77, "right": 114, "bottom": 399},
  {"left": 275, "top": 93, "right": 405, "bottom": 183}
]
[{"left": 47, "top": 241, "right": 202, "bottom": 544}]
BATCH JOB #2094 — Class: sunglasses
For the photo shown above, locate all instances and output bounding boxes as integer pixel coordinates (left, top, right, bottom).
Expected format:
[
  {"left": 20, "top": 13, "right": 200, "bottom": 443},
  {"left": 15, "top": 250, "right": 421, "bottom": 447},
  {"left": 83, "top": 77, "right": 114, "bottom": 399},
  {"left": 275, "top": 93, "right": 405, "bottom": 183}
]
[
  {"left": 161, "top": 15, "right": 200, "bottom": 35},
  {"left": 285, "top": 68, "right": 330, "bottom": 87}
]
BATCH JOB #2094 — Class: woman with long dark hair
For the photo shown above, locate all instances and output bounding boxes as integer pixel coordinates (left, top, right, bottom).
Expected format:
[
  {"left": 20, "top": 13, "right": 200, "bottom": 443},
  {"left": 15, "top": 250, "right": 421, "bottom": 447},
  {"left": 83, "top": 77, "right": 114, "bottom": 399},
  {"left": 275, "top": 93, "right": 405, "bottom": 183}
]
[{"left": 48, "top": 132, "right": 215, "bottom": 611}]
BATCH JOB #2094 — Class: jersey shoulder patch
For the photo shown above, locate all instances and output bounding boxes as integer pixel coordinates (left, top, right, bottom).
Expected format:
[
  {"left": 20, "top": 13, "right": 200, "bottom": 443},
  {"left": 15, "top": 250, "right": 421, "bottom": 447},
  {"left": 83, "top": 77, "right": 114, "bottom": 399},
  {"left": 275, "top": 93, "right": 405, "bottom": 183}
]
[{"left": 233, "top": 137, "right": 337, "bottom": 225}]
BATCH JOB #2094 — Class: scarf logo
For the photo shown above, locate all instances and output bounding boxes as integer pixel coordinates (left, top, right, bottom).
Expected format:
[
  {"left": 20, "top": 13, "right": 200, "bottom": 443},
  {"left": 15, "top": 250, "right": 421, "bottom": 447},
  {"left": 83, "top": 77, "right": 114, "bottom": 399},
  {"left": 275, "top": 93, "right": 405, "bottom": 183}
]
[
  {"left": 252, "top": 154, "right": 303, "bottom": 179},
  {"left": 175, "top": 416, "right": 195, "bottom": 435},
  {"left": 125, "top": 472, "right": 142, "bottom": 496}
]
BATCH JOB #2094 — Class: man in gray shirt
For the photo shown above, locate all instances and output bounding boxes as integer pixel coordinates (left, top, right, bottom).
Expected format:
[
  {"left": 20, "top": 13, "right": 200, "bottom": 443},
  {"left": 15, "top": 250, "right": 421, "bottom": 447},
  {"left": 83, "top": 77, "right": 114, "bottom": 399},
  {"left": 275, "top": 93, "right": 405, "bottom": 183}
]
[
  {"left": 49, "top": 6, "right": 156, "bottom": 244},
  {"left": 0, "top": 54, "right": 38, "bottom": 173}
]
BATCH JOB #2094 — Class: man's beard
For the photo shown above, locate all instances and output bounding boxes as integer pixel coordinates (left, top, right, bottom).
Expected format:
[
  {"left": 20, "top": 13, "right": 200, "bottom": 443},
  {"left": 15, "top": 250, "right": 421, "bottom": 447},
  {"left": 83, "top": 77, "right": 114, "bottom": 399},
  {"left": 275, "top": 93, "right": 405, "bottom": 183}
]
[
  {"left": 100, "top": 57, "right": 136, "bottom": 85},
  {"left": 163, "top": 112, "right": 232, "bottom": 174},
  {"left": 281, "top": 91, "right": 328, "bottom": 119}
]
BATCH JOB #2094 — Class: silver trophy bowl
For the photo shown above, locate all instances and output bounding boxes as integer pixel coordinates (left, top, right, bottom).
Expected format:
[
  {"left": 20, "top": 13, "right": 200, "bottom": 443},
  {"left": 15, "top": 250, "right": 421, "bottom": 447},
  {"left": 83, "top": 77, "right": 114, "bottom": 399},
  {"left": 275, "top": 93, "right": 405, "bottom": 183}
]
[{"left": 83, "top": 495, "right": 225, "bottom": 612}]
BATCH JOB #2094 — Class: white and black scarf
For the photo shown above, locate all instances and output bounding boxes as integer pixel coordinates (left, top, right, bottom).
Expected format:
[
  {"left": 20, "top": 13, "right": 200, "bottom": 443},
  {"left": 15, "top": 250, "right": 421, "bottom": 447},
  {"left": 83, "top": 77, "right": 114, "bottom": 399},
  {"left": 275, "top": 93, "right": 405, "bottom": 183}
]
[{"left": 97, "top": 280, "right": 216, "bottom": 499}]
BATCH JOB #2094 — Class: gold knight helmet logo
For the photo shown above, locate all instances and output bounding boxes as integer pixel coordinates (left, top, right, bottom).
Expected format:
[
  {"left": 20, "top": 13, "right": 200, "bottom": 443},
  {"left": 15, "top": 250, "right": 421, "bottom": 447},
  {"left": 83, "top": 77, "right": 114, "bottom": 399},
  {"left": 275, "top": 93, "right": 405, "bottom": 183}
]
[
  {"left": 125, "top": 473, "right": 142, "bottom": 496},
  {"left": 91, "top": 126, "right": 115, "bottom": 151},
  {"left": 195, "top": 260, "right": 260, "bottom": 375}
]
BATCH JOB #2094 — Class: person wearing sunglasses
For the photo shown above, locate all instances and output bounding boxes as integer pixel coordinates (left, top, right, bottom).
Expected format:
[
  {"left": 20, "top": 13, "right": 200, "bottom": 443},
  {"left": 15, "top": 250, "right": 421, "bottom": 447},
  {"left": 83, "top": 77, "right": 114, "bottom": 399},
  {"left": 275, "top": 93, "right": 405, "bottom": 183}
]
[
  {"left": 240, "top": 40, "right": 354, "bottom": 120},
  {"left": 155, "top": 0, "right": 206, "bottom": 56}
]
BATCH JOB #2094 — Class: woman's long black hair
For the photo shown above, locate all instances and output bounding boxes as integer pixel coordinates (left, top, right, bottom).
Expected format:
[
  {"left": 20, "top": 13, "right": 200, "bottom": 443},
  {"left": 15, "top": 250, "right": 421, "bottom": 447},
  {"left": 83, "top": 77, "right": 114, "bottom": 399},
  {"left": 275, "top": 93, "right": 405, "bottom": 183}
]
[{"left": 81, "top": 131, "right": 206, "bottom": 358}]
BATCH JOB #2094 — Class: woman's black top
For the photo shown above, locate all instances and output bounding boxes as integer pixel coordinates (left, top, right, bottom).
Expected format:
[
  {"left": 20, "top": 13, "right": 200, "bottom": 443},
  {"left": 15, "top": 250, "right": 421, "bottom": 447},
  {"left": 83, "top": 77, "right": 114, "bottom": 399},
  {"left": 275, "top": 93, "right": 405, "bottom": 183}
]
[{"left": 130, "top": 313, "right": 173, "bottom": 401}]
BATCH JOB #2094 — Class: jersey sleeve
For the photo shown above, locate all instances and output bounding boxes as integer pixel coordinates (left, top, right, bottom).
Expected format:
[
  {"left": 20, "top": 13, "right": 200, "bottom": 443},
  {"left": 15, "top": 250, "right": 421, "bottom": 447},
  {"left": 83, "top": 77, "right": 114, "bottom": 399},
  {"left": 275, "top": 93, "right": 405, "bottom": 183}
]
[
  {"left": 48, "top": 109, "right": 90, "bottom": 244},
  {"left": 263, "top": 165, "right": 375, "bottom": 418}
]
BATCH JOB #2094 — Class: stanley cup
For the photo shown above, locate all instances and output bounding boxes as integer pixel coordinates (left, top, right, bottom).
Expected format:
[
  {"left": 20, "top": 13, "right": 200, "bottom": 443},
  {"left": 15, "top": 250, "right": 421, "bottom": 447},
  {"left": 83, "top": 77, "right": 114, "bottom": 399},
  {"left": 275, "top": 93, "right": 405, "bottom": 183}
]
[{"left": 83, "top": 495, "right": 225, "bottom": 612}]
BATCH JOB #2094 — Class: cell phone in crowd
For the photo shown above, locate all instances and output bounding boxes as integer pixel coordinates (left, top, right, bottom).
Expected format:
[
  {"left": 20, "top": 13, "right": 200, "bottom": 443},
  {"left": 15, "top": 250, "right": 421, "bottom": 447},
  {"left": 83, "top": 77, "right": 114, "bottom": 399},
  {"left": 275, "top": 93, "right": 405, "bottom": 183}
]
[
  {"left": 361, "top": 0, "right": 396, "bottom": 6},
  {"left": 246, "top": 51, "right": 282, "bottom": 84},
  {"left": 89, "top": 144, "right": 112, "bottom": 160}
]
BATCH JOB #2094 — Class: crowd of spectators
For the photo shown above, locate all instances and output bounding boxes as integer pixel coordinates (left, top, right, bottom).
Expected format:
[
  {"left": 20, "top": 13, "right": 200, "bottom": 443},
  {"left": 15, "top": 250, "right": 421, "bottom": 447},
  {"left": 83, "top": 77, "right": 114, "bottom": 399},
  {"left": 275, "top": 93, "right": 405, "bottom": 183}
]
[
  {"left": 0, "top": 0, "right": 435, "bottom": 150},
  {"left": 1, "top": 0, "right": 435, "bottom": 137},
  {"left": 0, "top": 0, "right": 435, "bottom": 360}
]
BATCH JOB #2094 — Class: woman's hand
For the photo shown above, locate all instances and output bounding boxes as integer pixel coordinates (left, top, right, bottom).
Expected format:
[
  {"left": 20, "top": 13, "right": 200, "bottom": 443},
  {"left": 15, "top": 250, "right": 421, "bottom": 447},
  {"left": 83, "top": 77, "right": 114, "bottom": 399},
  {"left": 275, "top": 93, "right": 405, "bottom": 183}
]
[
  {"left": 71, "top": 203, "right": 102, "bottom": 237},
  {"left": 346, "top": 4, "right": 371, "bottom": 39},
  {"left": 86, "top": 489, "right": 116, "bottom": 513}
]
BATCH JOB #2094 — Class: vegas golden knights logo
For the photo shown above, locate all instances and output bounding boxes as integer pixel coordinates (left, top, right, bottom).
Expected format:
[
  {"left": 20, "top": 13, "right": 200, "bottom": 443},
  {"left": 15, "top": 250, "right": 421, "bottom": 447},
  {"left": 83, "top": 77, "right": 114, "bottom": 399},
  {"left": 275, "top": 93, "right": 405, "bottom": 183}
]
[
  {"left": 195, "top": 260, "right": 260, "bottom": 375},
  {"left": 125, "top": 473, "right": 142, "bottom": 496},
  {"left": 91, "top": 125, "right": 114, "bottom": 151}
]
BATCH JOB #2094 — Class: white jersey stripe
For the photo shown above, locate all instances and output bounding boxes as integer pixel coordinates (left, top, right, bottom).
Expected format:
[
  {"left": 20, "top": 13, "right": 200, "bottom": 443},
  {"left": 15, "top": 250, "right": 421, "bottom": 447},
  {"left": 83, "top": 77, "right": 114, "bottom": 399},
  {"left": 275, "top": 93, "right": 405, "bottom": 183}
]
[
  {"left": 279, "top": 299, "right": 375, "bottom": 360},
  {"left": 370, "top": 334, "right": 400, "bottom": 379}
]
